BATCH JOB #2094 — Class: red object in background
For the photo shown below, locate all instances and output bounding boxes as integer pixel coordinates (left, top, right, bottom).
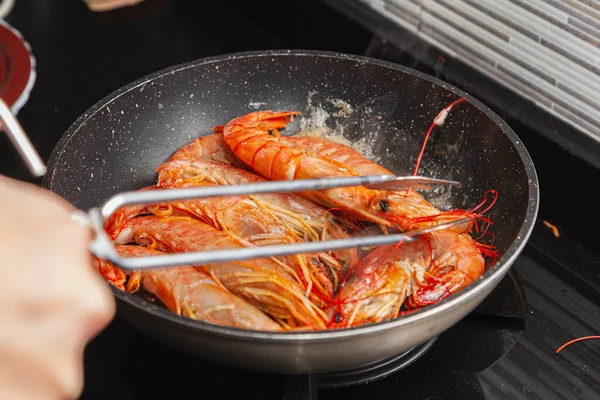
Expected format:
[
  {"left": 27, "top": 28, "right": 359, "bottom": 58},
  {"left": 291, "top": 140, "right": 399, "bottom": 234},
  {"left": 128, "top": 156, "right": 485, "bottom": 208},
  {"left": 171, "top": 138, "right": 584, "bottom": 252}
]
[{"left": 0, "top": 20, "right": 35, "bottom": 114}]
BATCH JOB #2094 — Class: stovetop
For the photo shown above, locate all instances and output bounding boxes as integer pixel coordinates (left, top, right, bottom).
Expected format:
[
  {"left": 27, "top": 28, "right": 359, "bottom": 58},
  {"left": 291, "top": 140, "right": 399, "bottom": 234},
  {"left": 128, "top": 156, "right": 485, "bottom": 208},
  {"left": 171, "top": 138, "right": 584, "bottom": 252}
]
[
  {"left": 77, "top": 243, "right": 600, "bottom": 400},
  {"left": 2, "top": 1, "right": 600, "bottom": 399}
]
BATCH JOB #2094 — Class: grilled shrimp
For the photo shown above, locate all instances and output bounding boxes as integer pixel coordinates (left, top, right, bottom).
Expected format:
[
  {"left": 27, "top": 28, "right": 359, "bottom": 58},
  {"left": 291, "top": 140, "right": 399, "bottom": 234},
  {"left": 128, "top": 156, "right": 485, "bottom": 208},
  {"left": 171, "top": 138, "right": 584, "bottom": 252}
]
[
  {"left": 95, "top": 245, "right": 283, "bottom": 331},
  {"left": 114, "top": 215, "right": 327, "bottom": 329},
  {"left": 278, "top": 135, "right": 451, "bottom": 230},
  {"left": 331, "top": 230, "right": 484, "bottom": 327},
  {"left": 166, "top": 129, "right": 245, "bottom": 167},
  {"left": 221, "top": 110, "right": 492, "bottom": 232},
  {"left": 156, "top": 154, "right": 358, "bottom": 276},
  {"left": 220, "top": 111, "right": 397, "bottom": 225},
  {"left": 160, "top": 132, "right": 353, "bottom": 227},
  {"left": 278, "top": 134, "right": 496, "bottom": 269},
  {"left": 104, "top": 182, "right": 339, "bottom": 305},
  {"left": 157, "top": 154, "right": 354, "bottom": 241}
]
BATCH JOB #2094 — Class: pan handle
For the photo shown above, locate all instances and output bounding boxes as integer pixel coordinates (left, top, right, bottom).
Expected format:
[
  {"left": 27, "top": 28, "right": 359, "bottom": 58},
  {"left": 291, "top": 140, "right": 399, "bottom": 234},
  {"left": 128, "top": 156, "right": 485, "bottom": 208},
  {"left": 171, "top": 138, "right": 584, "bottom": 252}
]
[{"left": 0, "top": 98, "right": 47, "bottom": 177}]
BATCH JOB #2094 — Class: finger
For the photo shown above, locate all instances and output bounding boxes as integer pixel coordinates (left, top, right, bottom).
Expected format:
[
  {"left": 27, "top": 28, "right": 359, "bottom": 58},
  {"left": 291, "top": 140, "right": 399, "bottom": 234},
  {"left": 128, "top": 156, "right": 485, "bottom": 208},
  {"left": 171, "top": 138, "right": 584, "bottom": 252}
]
[
  {"left": 54, "top": 215, "right": 116, "bottom": 340},
  {"left": 77, "top": 266, "right": 117, "bottom": 340},
  {"left": 58, "top": 342, "right": 87, "bottom": 400},
  {"left": 0, "top": 326, "right": 85, "bottom": 400}
]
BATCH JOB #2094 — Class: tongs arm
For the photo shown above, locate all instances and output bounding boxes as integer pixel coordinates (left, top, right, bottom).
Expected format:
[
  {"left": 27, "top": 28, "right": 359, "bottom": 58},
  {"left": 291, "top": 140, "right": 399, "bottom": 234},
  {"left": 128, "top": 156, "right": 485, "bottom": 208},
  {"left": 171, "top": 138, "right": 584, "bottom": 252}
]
[
  {"left": 97, "top": 174, "right": 460, "bottom": 220},
  {"left": 0, "top": 98, "right": 46, "bottom": 177},
  {"left": 88, "top": 207, "right": 468, "bottom": 271},
  {"left": 81, "top": 175, "right": 465, "bottom": 271}
]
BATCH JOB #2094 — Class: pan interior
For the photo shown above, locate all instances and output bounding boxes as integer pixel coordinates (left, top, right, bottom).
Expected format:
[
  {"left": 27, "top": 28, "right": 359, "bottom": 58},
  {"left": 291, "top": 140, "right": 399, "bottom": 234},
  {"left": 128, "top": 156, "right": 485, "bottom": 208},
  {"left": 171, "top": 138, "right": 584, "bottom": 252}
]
[{"left": 46, "top": 51, "right": 535, "bottom": 337}]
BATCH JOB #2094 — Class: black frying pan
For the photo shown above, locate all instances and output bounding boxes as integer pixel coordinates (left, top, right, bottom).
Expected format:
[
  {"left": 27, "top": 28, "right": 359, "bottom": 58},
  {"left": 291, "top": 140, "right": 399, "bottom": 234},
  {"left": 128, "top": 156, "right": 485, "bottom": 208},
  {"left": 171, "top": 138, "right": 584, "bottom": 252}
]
[{"left": 42, "top": 50, "right": 538, "bottom": 374}]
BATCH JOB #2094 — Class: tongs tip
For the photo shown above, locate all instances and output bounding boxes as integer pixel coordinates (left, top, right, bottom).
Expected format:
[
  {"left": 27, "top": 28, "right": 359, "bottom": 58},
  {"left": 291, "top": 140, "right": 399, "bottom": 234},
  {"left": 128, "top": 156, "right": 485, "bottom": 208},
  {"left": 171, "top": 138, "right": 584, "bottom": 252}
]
[{"left": 363, "top": 175, "right": 461, "bottom": 191}]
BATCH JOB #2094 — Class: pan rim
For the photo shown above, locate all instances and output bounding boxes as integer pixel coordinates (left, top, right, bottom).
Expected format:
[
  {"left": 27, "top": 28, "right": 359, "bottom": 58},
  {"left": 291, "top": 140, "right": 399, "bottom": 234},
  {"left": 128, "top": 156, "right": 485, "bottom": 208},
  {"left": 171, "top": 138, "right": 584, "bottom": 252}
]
[{"left": 44, "top": 49, "right": 539, "bottom": 343}]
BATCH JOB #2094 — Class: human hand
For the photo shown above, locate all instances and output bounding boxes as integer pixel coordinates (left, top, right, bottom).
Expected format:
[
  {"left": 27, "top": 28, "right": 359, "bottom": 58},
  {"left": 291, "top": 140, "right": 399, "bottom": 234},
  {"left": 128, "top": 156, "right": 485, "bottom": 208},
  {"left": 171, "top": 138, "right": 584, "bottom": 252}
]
[{"left": 0, "top": 175, "right": 116, "bottom": 400}]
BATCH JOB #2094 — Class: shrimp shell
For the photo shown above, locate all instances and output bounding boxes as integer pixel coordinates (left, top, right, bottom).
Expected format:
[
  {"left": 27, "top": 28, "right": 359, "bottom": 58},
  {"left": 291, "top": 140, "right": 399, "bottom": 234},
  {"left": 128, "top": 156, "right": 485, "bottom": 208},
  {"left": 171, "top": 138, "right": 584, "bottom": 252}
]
[
  {"left": 103, "top": 245, "right": 283, "bottom": 331},
  {"left": 114, "top": 215, "right": 328, "bottom": 330}
]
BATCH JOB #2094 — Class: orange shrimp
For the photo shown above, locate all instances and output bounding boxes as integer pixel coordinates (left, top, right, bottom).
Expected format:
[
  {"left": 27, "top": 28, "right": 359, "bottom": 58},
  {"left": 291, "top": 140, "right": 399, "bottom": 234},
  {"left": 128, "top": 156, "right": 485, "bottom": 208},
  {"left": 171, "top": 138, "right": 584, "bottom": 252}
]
[
  {"left": 329, "top": 238, "right": 430, "bottom": 327},
  {"left": 278, "top": 134, "right": 499, "bottom": 255},
  {"left": 156, "top": 156, "right": 359, "bottom": 277},
  {"left": 158, "top": 155, "right": 344, "bottom": 232},
  {"left": 166, "top": 129, "right": 246, "bottom": 168},
  {"left": 93, "top": 256, "right": 128, "bottom": 290},
  {"left": 158, "top": 151, "right": 356, "bottom": 238},
  {"left": 408, "top": 230, "right": 485, "bottom": 307},
  {"left": 104, "top": 183, "right": 339, "bottom": 306},
  {"left": 159, "top": 133, "right": 350, "bottom": 230},
  {"left": 97, "top": 245, "right": 283, "bottom": 331},
  {"left": 330, "top": 229, "right": 484, "bottom": 327},
  {"left": 279, "top": 135, "right": 456, "bottom": 230},
  {"left": 114, "top": 215, "right": 327, "bottom": 330},
  {"left": 221, "top": 111, "right": 396, "bottom": 225},
  {"left": 221, "top": 110, "right": 491, "bottom": 232}
]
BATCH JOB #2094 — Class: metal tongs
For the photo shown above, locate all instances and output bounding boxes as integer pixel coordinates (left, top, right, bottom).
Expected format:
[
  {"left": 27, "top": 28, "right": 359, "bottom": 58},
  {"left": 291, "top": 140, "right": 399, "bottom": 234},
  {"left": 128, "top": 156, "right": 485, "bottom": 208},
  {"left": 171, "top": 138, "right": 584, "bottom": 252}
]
[{"left": 1, "top": 99, "right": 469, "bottom": 271}]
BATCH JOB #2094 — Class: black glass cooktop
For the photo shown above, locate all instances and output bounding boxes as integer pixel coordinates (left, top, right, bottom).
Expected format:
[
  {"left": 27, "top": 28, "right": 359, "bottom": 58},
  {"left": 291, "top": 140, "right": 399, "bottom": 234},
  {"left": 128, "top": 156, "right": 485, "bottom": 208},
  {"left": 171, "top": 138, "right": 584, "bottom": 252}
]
[
  {"left": 2, "top": 1, "right": 600, "bottom": 399},
  {"left": 78, "top": 241, "right": 600, "bottom": 400}
]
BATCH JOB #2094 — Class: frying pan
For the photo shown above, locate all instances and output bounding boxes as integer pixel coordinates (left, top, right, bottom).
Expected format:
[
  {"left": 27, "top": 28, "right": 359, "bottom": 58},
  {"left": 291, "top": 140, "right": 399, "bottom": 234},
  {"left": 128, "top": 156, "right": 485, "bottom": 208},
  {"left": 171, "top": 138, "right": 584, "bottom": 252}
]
[{"left": 43, "top": 49, "right": 539, "bottom": 374}]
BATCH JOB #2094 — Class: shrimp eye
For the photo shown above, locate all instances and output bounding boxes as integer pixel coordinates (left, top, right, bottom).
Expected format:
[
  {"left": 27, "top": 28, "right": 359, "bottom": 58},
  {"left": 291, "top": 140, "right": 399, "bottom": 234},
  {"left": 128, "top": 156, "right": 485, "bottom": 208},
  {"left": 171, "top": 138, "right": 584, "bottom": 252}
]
[
  {"left": 379, "top": 200, "right": 389, "bottom": 213},
  {"left": 268, "top": 129, "right": 275, "bottom": 136}
]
